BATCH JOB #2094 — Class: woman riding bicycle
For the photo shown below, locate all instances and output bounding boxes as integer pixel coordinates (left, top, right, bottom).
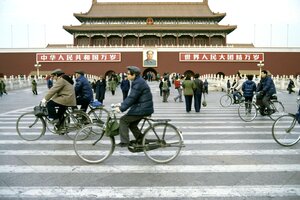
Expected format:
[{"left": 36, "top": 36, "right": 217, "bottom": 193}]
[{"left": 115, "top": 66, "right": 154, "bottom": 147}]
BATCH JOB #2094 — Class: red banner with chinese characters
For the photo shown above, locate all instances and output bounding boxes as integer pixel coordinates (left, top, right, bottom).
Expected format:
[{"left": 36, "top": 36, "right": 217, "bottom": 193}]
[
  {"left": 36, "top": 53, "right": 121, "bottom": 63},
  {"left": 179, "top": 52, "right": 264, "bottom": 62}
]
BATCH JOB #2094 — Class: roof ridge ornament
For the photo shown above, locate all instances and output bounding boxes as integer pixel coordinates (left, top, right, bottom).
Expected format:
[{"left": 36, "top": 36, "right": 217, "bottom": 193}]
[{"left": 92, "top": 0, "right": 97, "bottom": 5}]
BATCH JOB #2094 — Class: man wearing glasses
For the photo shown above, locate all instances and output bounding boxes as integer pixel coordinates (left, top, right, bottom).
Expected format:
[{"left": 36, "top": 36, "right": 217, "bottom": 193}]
[{"left": 115, "top": 66, "right": 154, "bottom": 147}]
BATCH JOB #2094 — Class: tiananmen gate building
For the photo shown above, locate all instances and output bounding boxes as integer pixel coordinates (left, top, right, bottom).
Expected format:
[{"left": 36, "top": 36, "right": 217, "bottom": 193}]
[{"left": 0, "top": 0, "right": 299, "bottom": 77}]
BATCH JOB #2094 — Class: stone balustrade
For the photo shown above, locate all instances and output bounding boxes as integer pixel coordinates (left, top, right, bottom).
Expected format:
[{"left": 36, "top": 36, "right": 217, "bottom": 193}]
[{"left": 1, "top": 74, "right": 299, "bottom": 93}]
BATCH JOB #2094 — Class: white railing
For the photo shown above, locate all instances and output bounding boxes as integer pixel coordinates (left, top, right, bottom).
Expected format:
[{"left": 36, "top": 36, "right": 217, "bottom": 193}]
[{"left": 1, "top": 74, "right": 299, "bottom": 93}]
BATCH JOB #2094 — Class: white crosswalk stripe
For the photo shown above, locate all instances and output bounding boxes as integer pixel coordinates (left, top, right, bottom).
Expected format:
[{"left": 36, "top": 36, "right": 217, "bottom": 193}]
[{"left": 0, "top": 83, "right": 299, "bottom": 199}]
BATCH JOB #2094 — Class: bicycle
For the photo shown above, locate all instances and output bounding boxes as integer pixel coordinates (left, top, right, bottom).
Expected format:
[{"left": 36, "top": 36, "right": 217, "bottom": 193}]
[
  {"left": 271, "top": 98, "right": 300, "bottom": 147},
  {"left": 220, "top": 90, "right": 244, "bottom": 107},
  {"left": 16, "top": 105, "right": 91, "bottom": 141},
  {"left": 86, "top": 100, "right": 109, "bottom": 126},
  {"left": 238, "top": 94, "right": 285, "bottom": 122},
  {"left": 74, "top": 104, "right": 184, "bottom": 164}
]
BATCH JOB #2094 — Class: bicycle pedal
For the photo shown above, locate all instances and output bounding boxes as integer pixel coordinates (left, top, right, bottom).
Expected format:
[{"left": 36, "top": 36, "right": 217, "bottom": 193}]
[{"left": 128, "top": 145, "right": 143, "bottom": 153}]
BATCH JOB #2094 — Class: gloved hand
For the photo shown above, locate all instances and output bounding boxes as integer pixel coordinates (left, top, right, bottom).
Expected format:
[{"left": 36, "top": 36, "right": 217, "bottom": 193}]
[
  {"left": 41, "top": 98, "right": 47, "bottom": 106},
  {"left": 115, "top": 106, "right": 121, "bottom": 113}
]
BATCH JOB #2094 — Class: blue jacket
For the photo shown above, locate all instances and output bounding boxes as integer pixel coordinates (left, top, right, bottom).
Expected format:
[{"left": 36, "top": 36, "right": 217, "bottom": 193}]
[
  {"left": 75, "top": 75, "right": 94, "bottom": 102},
  {"left": 256, "top": 76, "right": 276, "bottom": 96},
  {"left": 120, "top": 76, "right": 154, "bottom": 116},
  {"left": 242, "top": 80, "right": 256, "bottom": 97}
]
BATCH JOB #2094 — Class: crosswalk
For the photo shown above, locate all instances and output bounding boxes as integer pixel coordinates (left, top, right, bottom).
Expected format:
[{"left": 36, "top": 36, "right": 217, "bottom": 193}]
[{"left": 0, "top": 83, "right": 299, "bottom": 199}]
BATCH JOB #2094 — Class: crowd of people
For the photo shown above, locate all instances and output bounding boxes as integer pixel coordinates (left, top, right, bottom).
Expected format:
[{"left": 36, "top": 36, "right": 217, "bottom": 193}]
[{"left": 1, "top": 67, "right": 299, "bottom": 148}]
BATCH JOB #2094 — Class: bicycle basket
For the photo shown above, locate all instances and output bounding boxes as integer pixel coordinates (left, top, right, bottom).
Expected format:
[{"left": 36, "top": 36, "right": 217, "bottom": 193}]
[
  {"left": 33, "top": 105, "right": 48, "bottom": 117},
  {"left": 105, "top": 116, "right": 119, "bottom": 137}
]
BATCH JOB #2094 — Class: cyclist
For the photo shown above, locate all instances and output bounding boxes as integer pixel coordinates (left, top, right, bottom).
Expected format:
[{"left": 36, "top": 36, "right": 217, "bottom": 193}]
[
  {"left": 41, "top": 69, "right": 76, "bottom": 130},
  {"left": 74, "top": 70, "right": 94, "bottom": 112},
  {"left": 256, "top": 70, "right": 277, "bottom": 115},
  {"left": 115, "top": 66, "right": 154, "bottom": 147},
  {"left": 242, "top": 75, "right": 256, "bottom": 111},
  {"left": 231, "top": 75, "right": 244, "bottom": 103}
]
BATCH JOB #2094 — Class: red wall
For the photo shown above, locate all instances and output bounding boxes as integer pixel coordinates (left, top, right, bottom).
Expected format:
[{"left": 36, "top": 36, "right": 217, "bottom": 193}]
[{"left": 0, "top": 51, "right": 299, "bottom": 77}]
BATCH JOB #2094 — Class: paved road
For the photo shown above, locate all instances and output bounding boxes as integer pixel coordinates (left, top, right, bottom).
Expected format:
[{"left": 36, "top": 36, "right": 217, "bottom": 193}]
[{"left": 0, "top": 82, "right": 299, "bottom": 199}]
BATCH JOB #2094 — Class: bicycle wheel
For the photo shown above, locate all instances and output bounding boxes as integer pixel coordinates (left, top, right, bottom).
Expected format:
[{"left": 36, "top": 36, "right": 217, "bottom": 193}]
[
  {"left": 65, "top": 110, "right": 92, "bottom": 140},
  {"left": 220, "top": 94, "right": 232, "bottom": 107},
  {"left": 269, "top": 100, "right": 285, "bottom": 121},
  {"left": 272, "top": 114, "right": 300, "bottom": 146},
  {"left": 16, "top": 112, "right": 46, "bottom": 141},
  {"left": 143, "top": 123, "right": 183, "bottom": 163},
  {"left": 88, "top": 107, "right": 110, "bottom": 126},
  {"left": 238, "top": 102, "right": 257, "bottom": 122},
  {"left": 74, "top": 124, "right": 115, "bottom": 163}
]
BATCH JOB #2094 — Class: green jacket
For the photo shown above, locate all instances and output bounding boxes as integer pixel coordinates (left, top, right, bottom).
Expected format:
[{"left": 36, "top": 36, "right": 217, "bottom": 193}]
[{"left": 182, "top": 80, "right": 196, "bottom": 95}]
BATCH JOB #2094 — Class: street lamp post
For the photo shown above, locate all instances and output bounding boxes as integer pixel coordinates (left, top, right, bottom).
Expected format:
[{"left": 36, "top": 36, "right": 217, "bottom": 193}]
[
  {"left": 34, "top": 62, "right": 41, "bottom": 78},
  {"left": 257, "top": 61, "right": 264, "bottom": 79}
]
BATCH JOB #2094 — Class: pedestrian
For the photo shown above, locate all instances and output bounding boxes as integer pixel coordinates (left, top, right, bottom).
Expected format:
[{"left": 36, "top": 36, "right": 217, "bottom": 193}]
[
  {"left": 182, "top": 74, "right": 196, "bottom": 113},
  {"left": 74, "top": 70, "right": 94, "bottom": 112},
  {"left": 158, "top": 78, "right": 163, "bottom": 96},
  {"left": 193, "top": 73, "right": 203, "bottom": 112},
  {"left": 120, "top": 75, "right": 130, "bottom": 100},
  {"left": 203, "top": 79, "right": 208, "bottom": 94},
  {"left": 31, "top": 79, "right": 38, "bottom": 95},
  {"left": 109, "top": 76, "right": 117, "bottom": 95},
  {"left": 95, "top": 75, "right": 106, "bottom": 104},
  {"left": 0, "top": 79, "right": 4, "bottom": 97},
  {"left": 227, "top": 80, "right": 231, "bottom": 94},
  {"left": 115, "top": 66, "right": 154, "bottom": 147},
  {"left": 46, "top": 76, "right": 53, "bottom": 89},
  {"left": 287, "top": 79, "right": 295, "bottom": 94},
  {"left": 162, "top": 77, "right": 170, "bottom": 102},
  {"left": 174, "top": 75, "right": 184, "bottom": 102}
]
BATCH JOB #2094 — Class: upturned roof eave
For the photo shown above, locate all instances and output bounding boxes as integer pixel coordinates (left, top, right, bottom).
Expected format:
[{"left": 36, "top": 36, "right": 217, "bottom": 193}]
[{"left": 63, "top": 25, "right": 237, "bottom": 35}]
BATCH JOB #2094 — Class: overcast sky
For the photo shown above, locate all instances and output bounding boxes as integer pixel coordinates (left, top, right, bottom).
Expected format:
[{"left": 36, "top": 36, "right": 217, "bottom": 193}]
[{"left": 0, "top": 0, "right": 299, "bottom": 48}]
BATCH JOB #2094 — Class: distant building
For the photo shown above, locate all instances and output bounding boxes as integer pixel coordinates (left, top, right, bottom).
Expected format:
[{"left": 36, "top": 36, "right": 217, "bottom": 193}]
[{"left": 63, "top": 0, "right": 237, "bottom": 47}]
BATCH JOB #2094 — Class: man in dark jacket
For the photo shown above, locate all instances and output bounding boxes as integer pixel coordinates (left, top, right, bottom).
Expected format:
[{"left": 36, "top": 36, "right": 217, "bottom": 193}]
[
  {"left": 75, "top": 70, "right": 94, "bottom": 112},
  {"left": 256, "top": 70, "right": 276, "bottom": 115},
  {"left": 116, "top": 66, "right": 154, "bottom": 147}
]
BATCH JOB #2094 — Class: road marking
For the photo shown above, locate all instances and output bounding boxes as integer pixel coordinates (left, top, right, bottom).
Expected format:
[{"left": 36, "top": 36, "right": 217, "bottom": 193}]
[
  {"left": 0, "top": 139, "right": 280, "bottom": 144},
  {"left": 0, "top": 131, "right": 272, "bottom": 135},
  {"left": 0, "top": 149, "right": 299, "bottom": 156},
  {"left": 0, "top": 185, "right": 300, "bottom": 198},
  {"left": 0, "top": 164, "right": 300, "bottom": 173}
]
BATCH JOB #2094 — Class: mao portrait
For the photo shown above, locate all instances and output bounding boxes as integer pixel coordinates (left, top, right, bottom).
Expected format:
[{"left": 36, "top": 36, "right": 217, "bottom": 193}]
[{"left": 143, "top": 50, "right": 157, "bottom": 67}]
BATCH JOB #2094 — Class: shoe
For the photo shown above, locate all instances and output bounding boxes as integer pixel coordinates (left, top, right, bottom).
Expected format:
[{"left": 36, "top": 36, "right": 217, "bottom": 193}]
[
  {"left": 115, "top": 142, "right": 129, "bottom": 147},
  {"left": 174, "top": 98, "right": 177, "bottom": 102},
  {"left": 49, "top": 119, "right": 59, "bottom": 125},
  {"left": 267, "top": 109, "right": 276, "bottom": 115}
]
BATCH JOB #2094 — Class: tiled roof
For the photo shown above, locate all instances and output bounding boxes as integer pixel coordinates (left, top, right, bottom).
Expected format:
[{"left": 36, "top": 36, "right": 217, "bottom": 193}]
[
  {"left": 74, "top": 2, "right": 225, "bottom": 19},
  {"left": 63, "top": 24, "right": 236, "bottom": 34}
]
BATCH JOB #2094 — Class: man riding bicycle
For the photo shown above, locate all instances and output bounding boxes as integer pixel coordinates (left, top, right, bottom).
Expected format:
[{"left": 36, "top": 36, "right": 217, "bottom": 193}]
[
  {"left": 41, "top": 69, "right": 76, "bottom": 130},
  {"left": 256, "top": 70, "right": 277, "bottom": 115},
  {"left": 115, "top": 66, "right": 154, "bottom": 147},
  {"left": 74, "top": 70, "right": 94, "bottom": 112}
]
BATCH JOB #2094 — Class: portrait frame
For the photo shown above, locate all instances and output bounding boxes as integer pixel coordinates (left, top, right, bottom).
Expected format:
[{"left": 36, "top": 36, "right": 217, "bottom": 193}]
[{"left": 143, "top": 49, "right": 158, "bottom": 67}]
